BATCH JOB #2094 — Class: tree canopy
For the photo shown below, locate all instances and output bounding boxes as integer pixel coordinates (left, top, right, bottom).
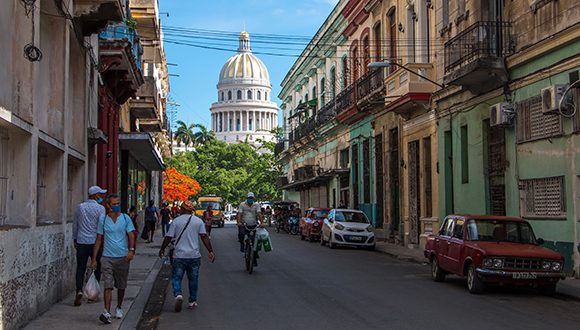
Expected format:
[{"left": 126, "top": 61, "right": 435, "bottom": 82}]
[
  {"left": 163, "top": 167, "right": 202, "bottom": 202},
  {"left": 166, "top": 139, "right": 282, "bottom": 205}
]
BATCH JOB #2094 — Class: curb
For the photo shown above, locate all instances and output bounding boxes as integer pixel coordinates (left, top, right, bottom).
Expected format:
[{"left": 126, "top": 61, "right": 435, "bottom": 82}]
[
  {"left": 120, "top": 258, "right": 163, "bottom": 330},
  {"left": 374, "top": 246, "right": 427, "bottom": 265},
  {"left": 135, "top": 261, "right": 173, "bottom": 330}
]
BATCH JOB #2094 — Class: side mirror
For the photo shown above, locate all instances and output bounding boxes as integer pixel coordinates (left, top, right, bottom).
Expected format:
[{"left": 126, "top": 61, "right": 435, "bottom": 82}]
[{"left": 536, "top": 238, "right": 545, "bottom": 245}]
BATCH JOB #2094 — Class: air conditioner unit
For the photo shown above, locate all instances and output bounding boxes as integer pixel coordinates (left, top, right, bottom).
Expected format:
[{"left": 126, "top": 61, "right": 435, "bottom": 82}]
[
  {"left": 541, "top": 84, "right": 566, "bottom": 114},
  {"left": 489, "top": 102, "right": 511, "bottom": 127}
]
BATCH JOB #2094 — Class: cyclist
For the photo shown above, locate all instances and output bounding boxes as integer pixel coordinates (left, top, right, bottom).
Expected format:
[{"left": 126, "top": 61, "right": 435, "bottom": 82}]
[{"left": 237, "top": 192, "right": 264, "bottom": 265}]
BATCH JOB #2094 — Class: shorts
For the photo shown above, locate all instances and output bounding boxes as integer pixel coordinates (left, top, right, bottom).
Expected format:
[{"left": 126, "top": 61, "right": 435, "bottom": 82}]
[{"left": 101, "top": 256, "right": 130, "bottom": 289}]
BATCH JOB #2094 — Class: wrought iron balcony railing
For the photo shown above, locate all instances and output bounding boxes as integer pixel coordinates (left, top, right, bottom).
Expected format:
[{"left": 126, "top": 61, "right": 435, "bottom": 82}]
[
  {"left": 100, "top": 22, "right": 144, "bottom": 75},
  {"left": 357, "top": 69, "right": 385, "bottom": 101},
  {"left": 444, "top": 21, "right": 514, "bottom": 74}
]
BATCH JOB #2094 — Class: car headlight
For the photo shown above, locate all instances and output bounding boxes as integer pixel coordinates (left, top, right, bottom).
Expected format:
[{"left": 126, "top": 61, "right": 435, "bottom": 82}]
[
  {"left": 542, "top": 260, "right": 551, "bottom": 271},
  {"left": 313, "top": 222, "right": 319, "bottom": 227},
  {"left": 483, "top": 258, "right": 493, "bottom": 268},
  {"left": 493, "top": 258, "right": 504, "bottom": 269},
  {"left": 551, "top": 261, "right": 563, "bottom": 272},
  {"left": 335, "top": 223, "right": 345, "bottom": 231},
  {"left": 367, "top": 225, "right": 374, "bottom": 232}
]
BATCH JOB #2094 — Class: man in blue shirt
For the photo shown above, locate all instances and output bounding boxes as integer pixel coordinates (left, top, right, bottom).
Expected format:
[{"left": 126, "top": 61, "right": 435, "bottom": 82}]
[
  {"left": 72, "top": 185, "right": 106, "bottom": 306},
  {"left": 91, "top": 194, "right": 135, "bottom": 325}
]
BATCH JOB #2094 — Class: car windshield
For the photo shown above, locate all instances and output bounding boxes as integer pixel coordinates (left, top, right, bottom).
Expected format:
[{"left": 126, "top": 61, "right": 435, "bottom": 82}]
[
  {"left": 311, "top": 210, "right": 329, "bottom": 219},
  {"left": 200, "top": 201, "right": 222, "bottom": 210},
  {"left": 466, "top": 219, "right": 537, "bottom": 244},
  {"left": 335, "top": 211, "right": 369, "bottom": 223}
]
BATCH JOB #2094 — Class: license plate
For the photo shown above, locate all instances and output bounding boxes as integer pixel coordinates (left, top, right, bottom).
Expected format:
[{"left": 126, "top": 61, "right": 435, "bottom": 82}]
[
  {"left": 512, "top": 272, "right": 537, "bottom": 279},
  {"left": 349, "top": 236, "right": 363, "bottom": 241}
]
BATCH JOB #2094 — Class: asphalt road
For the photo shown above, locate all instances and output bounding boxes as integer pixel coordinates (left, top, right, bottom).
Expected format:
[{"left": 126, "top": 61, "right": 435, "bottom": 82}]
[{"left": 157, "top": 224, "right": 580, "bottom": 330}]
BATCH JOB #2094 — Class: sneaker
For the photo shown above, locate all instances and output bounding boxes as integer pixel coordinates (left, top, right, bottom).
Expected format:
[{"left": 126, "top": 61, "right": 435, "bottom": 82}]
[
  {"left": 99, "top": 311, "right": 112, "bottom": 324},
  {"left": 174, "top": 295, "right": 183, "bottom": 313},
  {"left": 74, "top": 292, "right": 82, "bottom": 306},
  {"left": 240, "top": 245, "right": 245, "bottom": 253},
  {"left": 115, "top": 307, "right": 124, "bottom": 319},
  {"left": 188, "top": 301, "right": 198, "bottom": 309}
]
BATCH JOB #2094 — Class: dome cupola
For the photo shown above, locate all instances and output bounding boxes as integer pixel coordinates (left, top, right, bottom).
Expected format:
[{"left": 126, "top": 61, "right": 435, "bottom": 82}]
[{"left": 218, "top": 32, "right": 270, "bottom": 85}]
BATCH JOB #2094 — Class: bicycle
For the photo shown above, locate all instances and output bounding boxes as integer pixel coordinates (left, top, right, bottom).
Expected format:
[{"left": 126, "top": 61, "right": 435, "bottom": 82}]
[{"left": 243, "top": 224, "right": 258, "bottom": 274}]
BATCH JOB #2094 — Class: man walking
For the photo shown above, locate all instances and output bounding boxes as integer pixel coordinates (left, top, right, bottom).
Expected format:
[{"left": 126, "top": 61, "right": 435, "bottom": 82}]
[
  {"left": 72, "top": 185, "right": 107, "bottom": 306},
  {"left": 159, "top": 200, "right": 215, "bottom": 312},
  {"left": 91, "top": 194, "right": 136, "bottom": 324},
  {"left": 160, "top": 202, "right": 172, "bottom": 237},
  {"left": 144, "top": 200, "right": 160, "bottom": 243}
]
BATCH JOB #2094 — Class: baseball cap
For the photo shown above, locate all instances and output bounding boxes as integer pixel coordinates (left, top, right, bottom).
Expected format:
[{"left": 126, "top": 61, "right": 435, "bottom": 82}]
[
  {"left": 88, "top": 185, "right": 107, "bottom": 196},
  {"left": 247, "top": 192, "right": 255, "bottom": 198}
]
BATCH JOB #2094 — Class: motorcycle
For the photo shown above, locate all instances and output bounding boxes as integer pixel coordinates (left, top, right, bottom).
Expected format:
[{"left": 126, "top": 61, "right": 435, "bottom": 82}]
[{"left": 288, "top": 216, "right": 299, "bottom": 235}]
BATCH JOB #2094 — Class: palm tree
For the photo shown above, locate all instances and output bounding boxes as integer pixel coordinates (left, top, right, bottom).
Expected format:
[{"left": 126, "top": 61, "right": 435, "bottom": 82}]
[
  {"left": 192, "top": 124, "right": 216, "bottom": 146},
  {"left": 174, "top": 120, "right": 195, "bottom": 150}
]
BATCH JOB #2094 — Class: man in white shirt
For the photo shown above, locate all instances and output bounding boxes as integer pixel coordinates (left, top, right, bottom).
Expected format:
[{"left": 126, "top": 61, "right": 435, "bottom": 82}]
[
  {"left": 159, "top": 200, "right": 215, "bottom": 312},
  {"left": 72, "top": 185, "right": 107, "bottom": 306}
]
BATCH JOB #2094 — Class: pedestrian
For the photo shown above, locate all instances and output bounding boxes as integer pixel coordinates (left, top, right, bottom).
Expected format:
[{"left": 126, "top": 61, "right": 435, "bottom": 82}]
[
  {"left": 171, "top": 202, "right": 180, "bottom": 219},
  {"left": 129, "top": 205, "right": 139, "bottom": 250},
  {"left": 144, "top": 200, "right": 160, "bottom": 243},
  {"left": 160, "top": 202, "right": 172, "bottom": 237},
  {"left": 158, "top": 200, "right": 215, "bottom": 312},
  {"left": 203, "top": 204, "right": 213, "bottom": 237},
  {"left": 91, "top": 194, "right": 136, "bottom": 324},
  {"left": 72, "top": 185, "right": 107, "bottom": 306}
]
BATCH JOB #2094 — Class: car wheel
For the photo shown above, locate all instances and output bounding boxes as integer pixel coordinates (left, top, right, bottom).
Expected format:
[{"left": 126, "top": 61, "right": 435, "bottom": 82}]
[
  {"left": 431, "top": 257, "right": 446, "bottom": 282},
  {"left": 467, "top": 264, "right": 485, "bottom": 294},
  {"left": 539, "top": 283, "right": 557, "bottom": 296},
  {"left": 309, "top": 235, "right": 315, "bottom": 243}
]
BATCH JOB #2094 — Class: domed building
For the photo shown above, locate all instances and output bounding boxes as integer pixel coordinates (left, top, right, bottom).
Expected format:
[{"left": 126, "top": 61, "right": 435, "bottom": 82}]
[{"left": 210, "top": 32, "right": 278, "bottom": 151}]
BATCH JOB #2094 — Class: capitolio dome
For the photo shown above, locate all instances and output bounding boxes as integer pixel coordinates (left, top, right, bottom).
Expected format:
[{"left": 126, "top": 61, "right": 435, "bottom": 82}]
[{"left": 218, "top": 32, "right": 270, "bottom": 85}]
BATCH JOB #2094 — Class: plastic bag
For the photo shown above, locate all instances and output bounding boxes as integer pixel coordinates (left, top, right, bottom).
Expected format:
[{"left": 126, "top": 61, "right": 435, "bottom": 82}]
[
  {"left": 256, "top": 228, "right": 269, "bottom": 241},
  {"left": 83, "top": 271, "right": 101, "bottom": 301},
  {"left": 256, "top": 228, "right": 272, "bottom": 252}
]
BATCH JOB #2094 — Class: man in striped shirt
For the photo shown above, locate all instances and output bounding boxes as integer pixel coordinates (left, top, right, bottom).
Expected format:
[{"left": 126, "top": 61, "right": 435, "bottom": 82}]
[{"left": 72, "top": 185, "right": 107, "bottom": 306}]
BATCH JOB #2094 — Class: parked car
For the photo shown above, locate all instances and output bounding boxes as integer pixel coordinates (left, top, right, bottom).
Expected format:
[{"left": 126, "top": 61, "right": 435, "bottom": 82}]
[
  {"left": 225, "top": 210, "right": 237, "bottom": 221},
  {"left": 321, "top": 209, "right": 375, "bottom": 250},
  {"left": 424, "top": 215, "right": 565, "bottom": 295},
  {"left": 299, "top": 208, "right": 330, "bottom": 242}
]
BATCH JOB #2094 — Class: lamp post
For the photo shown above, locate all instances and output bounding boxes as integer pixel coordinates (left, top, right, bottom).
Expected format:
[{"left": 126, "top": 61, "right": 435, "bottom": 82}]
[{"left": 368, "top": 60, "right": 444, "bottom": 88}]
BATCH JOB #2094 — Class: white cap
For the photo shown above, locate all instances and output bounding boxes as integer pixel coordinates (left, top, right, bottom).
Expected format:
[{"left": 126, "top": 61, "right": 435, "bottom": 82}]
[
  {"left": 247, "top": 192, "right": 255, "bottom": 198},
  {"left": 88, "top": 185, "right": 107, "bottom": 196}
]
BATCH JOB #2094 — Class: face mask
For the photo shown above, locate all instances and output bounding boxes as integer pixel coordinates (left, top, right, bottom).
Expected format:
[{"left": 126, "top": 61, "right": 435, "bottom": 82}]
[
  {"left": 111, "top": 205, "right": 121, "bottom": 213},
  {"left": 246, "top": 199, "right": 254, "bottom": 205},
  {"left": 96, "top": 197, "right": 103, "bottom": 204}
]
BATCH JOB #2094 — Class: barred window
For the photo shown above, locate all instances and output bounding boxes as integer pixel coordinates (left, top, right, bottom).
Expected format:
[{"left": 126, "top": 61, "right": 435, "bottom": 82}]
[
  {"left": 516, "top": 95, "right": 562, "bottom": 143},
  {"left": 520, "top": 176, "right": 566, "bottom": 218}
]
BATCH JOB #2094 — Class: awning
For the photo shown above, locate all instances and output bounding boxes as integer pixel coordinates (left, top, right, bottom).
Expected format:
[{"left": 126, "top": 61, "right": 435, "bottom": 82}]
[{"left": 119, "top": 132, "right": 165, "bottom": 171}]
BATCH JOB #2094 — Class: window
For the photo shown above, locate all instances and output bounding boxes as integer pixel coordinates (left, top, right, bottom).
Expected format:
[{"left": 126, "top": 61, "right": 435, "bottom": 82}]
[
  {"left": 373, "top": 22, "right": 382, "bottom": 61},
  {"left": 221, "top": 92, "right": 224, "bottom": 101},
  {"left": 67, "top": 157, "right": 84, "bottom": 223},
  {"left": 520, "top": 176, "right": 566, "bottom": 218},
  {"left": 249, "top": 119, "right": 253, "bottom": 131},
  {"left": 257, "top": 90, "right": 262, "bottom": 100},
  {"left": 440, "top": 218, "right": 454, "bottom": 236},
  {"left": 37, "top": 141, "right": 63, "bottom": 224},
  {"left": 388, "top": 8, "right": 397, "bottom": 73},
  {"left": 452, "top": 219, "right": 464, "bottom": 239},
  {"left": 265, "top": 92, "right": 268, "bottom": 100},
  {"left": 330, "top": 67, "right": 336, "bottom": 98},
  {"left": 228, "top": 91, "right": 232, "bottom": 100},
  {"left": 342, "top": 56, "right": 348, "bottom": 88},
  {"left": 516, "top": 95, "right": 563, "bottom": 143},
  {"left": 247, "top": 90, "right": 252, "bottom": 100},
  {"left": 237, "top": 90, "right": 242, "bottom": 100},
  {"left": 442, "top": 0, "right": 449, "bottom": 29},
  {"left": 320, "top": 78, "right": 326, "bottom": 106},
  {"left": 352, "top": 144, "right": 359, "bottom": 206},
  {"left": 340, "top": 148, "right": 350, "bottom": 169},
  {"left": 362, "top": 35, "right": 370, "bottom": 74},
  {"left": 236, "top": 119, "right": 241, "bottom": 131},
  {"left": 351, "top": 44, "right": 359, "bottom": 82},
  {"left": 460, "top": 125, "right": 469, "bottom": 184}
]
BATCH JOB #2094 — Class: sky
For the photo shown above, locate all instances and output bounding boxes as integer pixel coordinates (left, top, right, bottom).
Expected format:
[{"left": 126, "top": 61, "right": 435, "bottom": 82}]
[{"left": 158, "top": 0, "right": 339, "bottom": 130}]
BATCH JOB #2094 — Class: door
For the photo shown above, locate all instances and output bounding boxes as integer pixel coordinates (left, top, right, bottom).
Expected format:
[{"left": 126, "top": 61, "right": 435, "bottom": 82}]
[
  {"left": 435, "top": 217, "right": 454, "bottom": 271},
  {"left": 375, "top": 134, "right": 384, "bottom": 228},
  {"left": 352, "top": 144, "right": 359, "bottom": 209},
  {"left": 447, "top": 218, "right": 465, "bottom": 274},
  {"left": 408, "top": 140, "right": 420, "bottom": 245},
  {"left": 389, "top": 128, "right": 400, "bottom": 235},
  {"left": 483, "top": 120, "right": 506, "bottom": 216}
]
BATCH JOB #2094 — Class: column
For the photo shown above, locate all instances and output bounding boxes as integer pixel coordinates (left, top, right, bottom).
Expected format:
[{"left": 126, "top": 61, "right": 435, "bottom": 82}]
[
  {"left": 246, "top": 111, "right": 249, "bottom": 131},
  {"left": 226, "top": 111, "right": 230, "bottom": 132},
  {"left": 254, "top": 111, "right": 257, "bottom": 131}
]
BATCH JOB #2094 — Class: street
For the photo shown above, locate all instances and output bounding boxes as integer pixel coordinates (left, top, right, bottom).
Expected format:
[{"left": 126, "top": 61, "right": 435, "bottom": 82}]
[{"left": 157, "top": 224, "right": 580, "bottom": 330}]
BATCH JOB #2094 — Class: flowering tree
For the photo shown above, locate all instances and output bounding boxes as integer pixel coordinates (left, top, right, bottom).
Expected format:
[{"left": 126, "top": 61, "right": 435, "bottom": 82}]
[{"left": 163, "top": 167, "right": 202, "bottom": 202}]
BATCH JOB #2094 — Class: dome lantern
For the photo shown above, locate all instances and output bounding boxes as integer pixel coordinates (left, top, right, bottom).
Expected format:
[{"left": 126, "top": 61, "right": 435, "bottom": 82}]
[{"left": 239, "top": 31, "right": 251, "bottom": 52}]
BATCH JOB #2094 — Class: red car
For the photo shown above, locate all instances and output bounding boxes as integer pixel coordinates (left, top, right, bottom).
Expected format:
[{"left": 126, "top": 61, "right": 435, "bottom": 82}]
[
  {"left": 424, "top": 215, "right": 565, "bottom": 294},
  {"left": 299, "top": 208, "right": 330, "bottom": 242}
]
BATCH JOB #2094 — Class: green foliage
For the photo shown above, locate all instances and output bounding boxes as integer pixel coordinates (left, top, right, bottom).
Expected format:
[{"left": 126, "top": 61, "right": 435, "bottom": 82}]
[{"left": 166, "top": 139, "right": 282, "bottom": 205}]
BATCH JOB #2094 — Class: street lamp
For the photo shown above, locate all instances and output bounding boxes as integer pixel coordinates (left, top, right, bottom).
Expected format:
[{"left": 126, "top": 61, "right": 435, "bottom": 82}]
[{"left": 368, "top": 60, "right": 444, "bottom": 88}]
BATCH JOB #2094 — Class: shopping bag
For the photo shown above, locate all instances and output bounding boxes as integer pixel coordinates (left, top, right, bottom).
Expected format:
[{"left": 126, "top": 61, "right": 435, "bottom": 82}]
[
  {"left": 262, "top": 237, "right": 273, "bottom": 252},
  {"left": 256, "top": 228, "right": 269, "bottom": 241},
  {"left": 83, "top": 270, "right": 101, "bottom": 301},
  {"left": 140, "top": 226, "right": 149, "bottom": 240}
]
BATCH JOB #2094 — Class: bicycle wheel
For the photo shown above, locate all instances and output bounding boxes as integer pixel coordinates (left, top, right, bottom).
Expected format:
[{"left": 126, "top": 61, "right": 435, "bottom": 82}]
[
  {"left": 248, "top": 248, "right": 254, "bottom": 274},
  {"left": 244, "top": 240, "right": 251, "bottom": 271}
]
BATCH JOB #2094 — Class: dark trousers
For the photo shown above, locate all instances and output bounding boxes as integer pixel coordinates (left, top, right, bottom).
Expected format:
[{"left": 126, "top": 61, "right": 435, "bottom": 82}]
[
  {"left": 238, "top": 225, "right": 259, "bottom": 257},
  {"left": 76, "top": 243, "right": 102, "bottom": 292},
  {"left": 162, "top": 221, "right": 170, "bottom": 237}
]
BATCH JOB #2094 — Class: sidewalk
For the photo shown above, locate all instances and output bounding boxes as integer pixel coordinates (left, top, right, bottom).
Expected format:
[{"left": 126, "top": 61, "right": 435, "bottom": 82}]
[
  {"left": 24, "top": 239, "right": 163, "bottom": 330},
  {"left": 375, "top": 241, "right": 580, "bottom": 300}
]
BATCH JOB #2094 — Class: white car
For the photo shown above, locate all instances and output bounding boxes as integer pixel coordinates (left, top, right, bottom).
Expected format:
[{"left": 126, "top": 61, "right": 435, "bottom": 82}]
[
  {"left": 225, "top": 211, "right": 237, "bottom": 221},
  {"left": 321, "top": 209, "right": 375, "bottom": 250}
]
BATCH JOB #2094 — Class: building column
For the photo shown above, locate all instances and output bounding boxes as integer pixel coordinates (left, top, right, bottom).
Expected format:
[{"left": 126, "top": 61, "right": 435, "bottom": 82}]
[{"left": 246, "top": 111, "right": 249, "bottom": 131}]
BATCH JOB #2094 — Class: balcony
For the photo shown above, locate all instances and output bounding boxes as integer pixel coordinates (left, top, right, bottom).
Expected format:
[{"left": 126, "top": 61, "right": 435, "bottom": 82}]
[
  {"left": 74, "top": 0, "right": 125, "bottom": 36},
  {"left": 99, "top": 20, "right": 145, "bottom": 104},
  {"left": 384, "top": 63, "right": 436, "bottom": 118},
  {"left": 356, "top": 69, "right": 385, "bottom": 110},
  {"left": 316, "top": 99, "right": 336, "bottom": 125},
  {"left": 444, "top": 21, "right": 514, "bottom": 93},
  {"left": 274, "top": 141, "right": 286, "bottom": 157},
  {"left": 129, "top": 0, "right": 160, "bottom": 40},
  {"left": 335, "top": 83, "right": 359, "bottom": 123},
  {"left": 138, "top": 118, "right": 162, "bottom": 132},
  {"left": 130, "top": 76, "right": 159, "bottom": 119}
]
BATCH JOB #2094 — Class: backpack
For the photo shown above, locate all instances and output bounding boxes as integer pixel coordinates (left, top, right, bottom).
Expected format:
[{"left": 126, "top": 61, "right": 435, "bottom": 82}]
[{"left": 145, "top": 206, "right": 157, "bottom": 222}]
